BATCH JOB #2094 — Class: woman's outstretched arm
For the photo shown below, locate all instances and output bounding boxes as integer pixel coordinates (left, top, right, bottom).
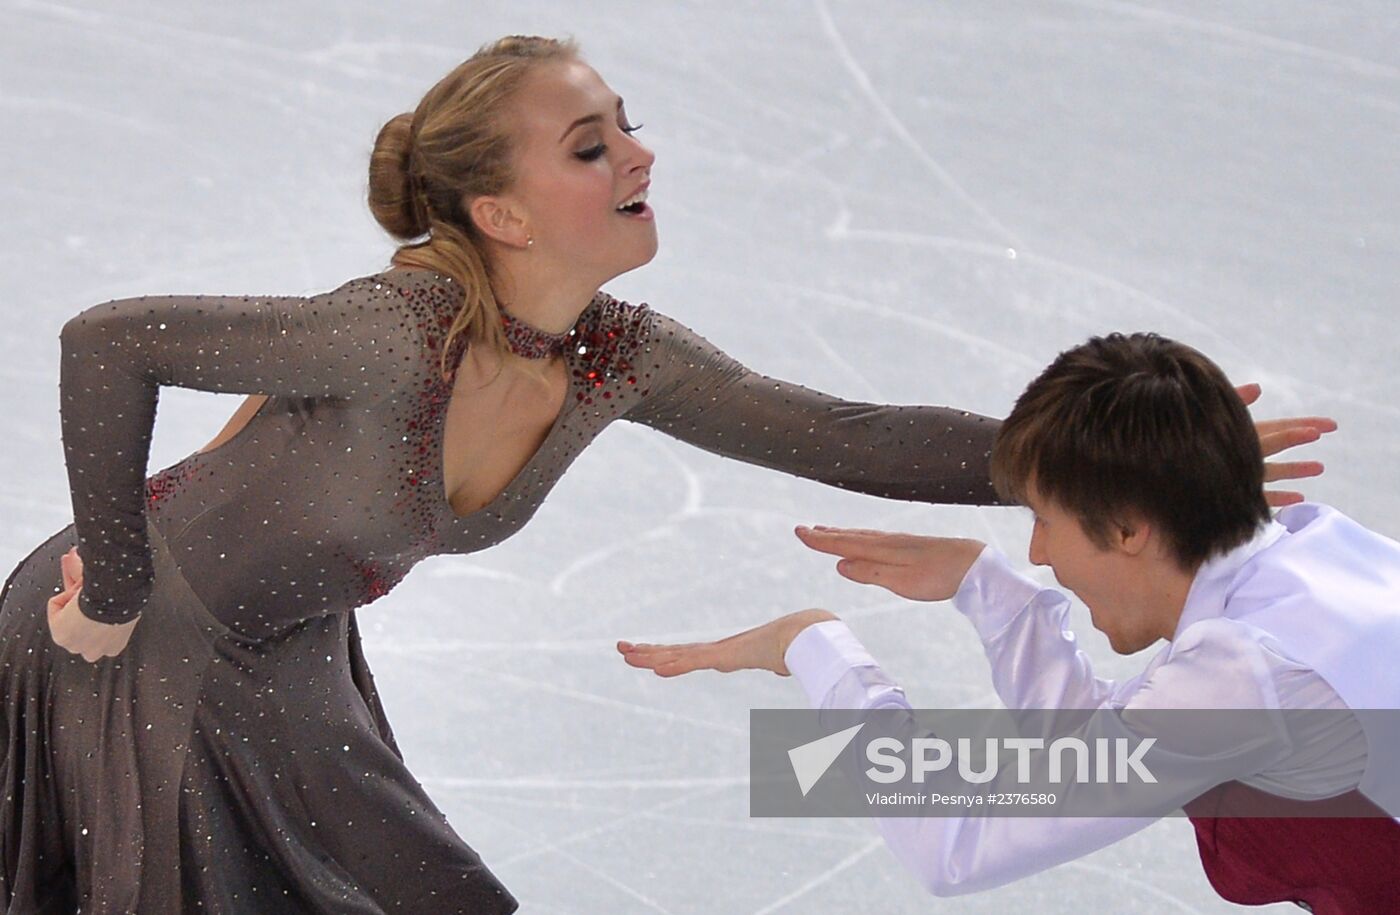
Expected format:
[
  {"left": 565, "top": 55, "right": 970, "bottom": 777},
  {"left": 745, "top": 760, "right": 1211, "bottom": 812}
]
[
  {"left": 622, "top": 311, "right": 1333, "bottom": 509},
  {"left": 623, "top": 311, "right": 1002, "bottom": 506}
]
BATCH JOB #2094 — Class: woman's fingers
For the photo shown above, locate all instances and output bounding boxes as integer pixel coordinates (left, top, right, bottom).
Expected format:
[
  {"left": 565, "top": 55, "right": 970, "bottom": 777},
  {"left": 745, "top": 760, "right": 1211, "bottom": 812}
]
[
  {"left": 1262, "top": 460, "right": 1324, "bottom": 484},
  {"left": 1254, "top": 416, "right": 1337, "bottom": 439},
  {"left": 1258, "top": 425, "right": 1334, "bottom": 460},
  {"left": 60, "top": 548, "right": 82, "bottom": 590},
  {"left": 1264, "top": 490, "right": 1306, "bottom": 508},
  {"left": 1236, "top": 383, "right": 1338, "bottom": 436},
  {"left": 48, "top": 580, "right": 80, "bottom": 614}
]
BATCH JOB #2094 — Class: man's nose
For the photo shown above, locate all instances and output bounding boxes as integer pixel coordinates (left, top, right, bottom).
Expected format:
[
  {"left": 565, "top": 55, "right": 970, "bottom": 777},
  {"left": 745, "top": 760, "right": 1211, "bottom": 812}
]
[{"left": 1028, "top": 529, "right": 1048, "bottom": 567}]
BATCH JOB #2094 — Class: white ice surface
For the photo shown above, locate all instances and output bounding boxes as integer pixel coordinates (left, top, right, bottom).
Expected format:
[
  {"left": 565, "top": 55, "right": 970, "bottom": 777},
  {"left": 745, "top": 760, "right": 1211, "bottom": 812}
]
[{"left": 3, "top": 1, "right": 1397, "bottom": 912}]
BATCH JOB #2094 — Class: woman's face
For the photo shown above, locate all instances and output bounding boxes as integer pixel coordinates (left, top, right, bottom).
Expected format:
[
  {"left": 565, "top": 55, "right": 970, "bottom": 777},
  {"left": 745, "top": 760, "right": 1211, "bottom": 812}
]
[{"left": 502, "top": 59, "right": 657, "bottom": 283}]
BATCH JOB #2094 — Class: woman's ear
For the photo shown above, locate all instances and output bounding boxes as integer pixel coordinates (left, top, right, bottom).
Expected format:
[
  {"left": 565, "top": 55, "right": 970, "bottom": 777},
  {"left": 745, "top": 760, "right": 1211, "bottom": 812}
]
[{"left": 466, "top": 194, "right": 531, "bottom": 250}]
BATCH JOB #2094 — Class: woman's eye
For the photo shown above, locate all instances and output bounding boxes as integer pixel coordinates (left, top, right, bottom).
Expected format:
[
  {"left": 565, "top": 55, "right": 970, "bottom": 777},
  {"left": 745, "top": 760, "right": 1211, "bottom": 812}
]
[{"left": 574, "top": 123, "right": 643, "bottom": 162}]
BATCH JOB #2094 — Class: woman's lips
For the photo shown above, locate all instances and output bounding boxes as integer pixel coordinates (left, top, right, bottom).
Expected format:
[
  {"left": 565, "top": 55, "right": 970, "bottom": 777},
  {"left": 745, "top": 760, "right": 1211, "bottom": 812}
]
[{"left": 617, "top": 202, "right": 654, "bottom": 221}]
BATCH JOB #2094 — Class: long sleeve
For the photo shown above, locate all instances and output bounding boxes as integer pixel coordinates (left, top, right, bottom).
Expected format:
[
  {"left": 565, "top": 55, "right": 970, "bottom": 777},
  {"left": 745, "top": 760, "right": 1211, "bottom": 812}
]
[
  {"left": 623, "top": 311, "right": 1002, "bottom": 506},
  {"left": 783, "top": 619, "right": 1301, "bottom": 895},
  {"left": 58, "top": 277, "right": 434, "bottom": 623},
  {"left": 952, "top": 546, "right": 1122, "bottom": 710}
]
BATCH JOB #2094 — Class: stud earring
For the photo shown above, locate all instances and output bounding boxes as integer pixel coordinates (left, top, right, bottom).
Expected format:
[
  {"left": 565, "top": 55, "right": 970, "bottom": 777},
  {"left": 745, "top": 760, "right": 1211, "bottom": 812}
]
[{"left": 526, "top": 236, "right": 534, "bottom": 249}]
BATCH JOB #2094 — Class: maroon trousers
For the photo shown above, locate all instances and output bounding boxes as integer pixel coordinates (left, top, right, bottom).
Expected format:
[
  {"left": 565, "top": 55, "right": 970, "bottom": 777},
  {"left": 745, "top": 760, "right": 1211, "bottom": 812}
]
[{"left": 1185, "top": 783, "right": 1400, "bottom": 913}]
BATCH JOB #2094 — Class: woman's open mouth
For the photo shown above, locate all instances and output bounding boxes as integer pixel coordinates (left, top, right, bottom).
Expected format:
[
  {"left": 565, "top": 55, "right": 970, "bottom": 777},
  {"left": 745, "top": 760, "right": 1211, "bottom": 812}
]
[{"left": 616, "top": 187, "right": 653, "bottom": 220}]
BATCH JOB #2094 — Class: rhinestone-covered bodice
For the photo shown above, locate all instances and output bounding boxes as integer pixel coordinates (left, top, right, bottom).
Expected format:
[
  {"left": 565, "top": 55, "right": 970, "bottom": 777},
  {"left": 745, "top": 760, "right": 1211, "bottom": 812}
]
[{"left": 121, "top": 272, "right": 660, "bottom": 634}]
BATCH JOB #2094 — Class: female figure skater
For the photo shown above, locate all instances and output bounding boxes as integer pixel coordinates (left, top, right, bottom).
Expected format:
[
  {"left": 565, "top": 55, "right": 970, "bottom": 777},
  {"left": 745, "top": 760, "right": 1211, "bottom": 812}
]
[{"left": 2, "top": 36, "right": 1327, "bottom": 913}]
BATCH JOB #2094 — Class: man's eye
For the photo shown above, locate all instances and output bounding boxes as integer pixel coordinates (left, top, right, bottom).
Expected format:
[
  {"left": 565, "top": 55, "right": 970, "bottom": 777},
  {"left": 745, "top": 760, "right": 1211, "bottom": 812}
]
[{"left": 574, "top": 144, "right": 606, "bottom": 162}]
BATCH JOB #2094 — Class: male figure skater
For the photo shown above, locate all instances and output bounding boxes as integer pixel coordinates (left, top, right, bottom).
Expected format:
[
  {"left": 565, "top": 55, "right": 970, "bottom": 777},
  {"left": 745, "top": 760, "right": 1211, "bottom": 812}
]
[{"left": 620, "top": 333, "right": 1400, "bottom": 913}]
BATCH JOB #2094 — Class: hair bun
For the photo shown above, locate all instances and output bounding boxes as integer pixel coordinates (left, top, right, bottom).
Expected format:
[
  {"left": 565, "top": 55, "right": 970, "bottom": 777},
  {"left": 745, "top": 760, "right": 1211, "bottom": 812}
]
[{"left": 368, "top": 112, "right": 429, "bottom": 240}]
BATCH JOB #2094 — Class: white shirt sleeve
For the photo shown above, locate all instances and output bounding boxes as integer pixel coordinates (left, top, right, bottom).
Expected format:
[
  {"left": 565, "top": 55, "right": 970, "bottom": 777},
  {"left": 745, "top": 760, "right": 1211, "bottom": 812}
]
[
  {"left": 781, "top": 561, "right": 1321, "bottom": 895},
  {"left": 951, "top": 545, "right": 1122, "bottom": 710}
]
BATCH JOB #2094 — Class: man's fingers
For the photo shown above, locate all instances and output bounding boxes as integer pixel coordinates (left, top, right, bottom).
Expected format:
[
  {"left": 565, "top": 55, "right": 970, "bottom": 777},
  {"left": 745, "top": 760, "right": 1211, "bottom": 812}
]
[
  {"left": 795, "top": 526, "right": 865, "bottom": 557},
  {"left": 835, "top": 558, "right": 887, "bottom": 588},
  {"left": 620, "top": 649, "right": 674, "bottom": 670},
  {"left": 1234, "top": 383, "right": 1262, "bottom": 407},
  {"left": 619, "top": 641, "right": 694, "bottom": 669},
  {"left": 619, "top": 640, "right": 683, "bottom": 653},
  {"left": 795, "top": 526, "right": 901, "bottom": 560},
  {"left": 629, "top": 649, "right": 705, "bottom": 677},
  {"left": 654, "top": 654, "right": 708, "bottom": 678},
  {"left": 618, "top": 639, "right": 722, "bottom": 677}
]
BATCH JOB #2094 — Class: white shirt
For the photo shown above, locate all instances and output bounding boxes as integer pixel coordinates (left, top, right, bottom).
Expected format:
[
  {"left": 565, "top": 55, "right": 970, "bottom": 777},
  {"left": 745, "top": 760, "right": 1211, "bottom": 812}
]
[{"left": 783, "top": 519, "right": 1368, "bottom": 896}]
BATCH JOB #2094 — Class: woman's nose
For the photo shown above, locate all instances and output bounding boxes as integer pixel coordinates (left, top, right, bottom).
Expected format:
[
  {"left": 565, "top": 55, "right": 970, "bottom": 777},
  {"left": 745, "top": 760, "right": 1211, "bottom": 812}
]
[{"left": 625, "top": 133, "right": 655, "bottom": 173}]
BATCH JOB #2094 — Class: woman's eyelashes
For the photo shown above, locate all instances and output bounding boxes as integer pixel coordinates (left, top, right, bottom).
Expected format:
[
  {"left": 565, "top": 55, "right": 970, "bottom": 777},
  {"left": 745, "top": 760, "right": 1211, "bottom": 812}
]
[{"left": 572, "top": 123, "right": 644, "bottom": 162}]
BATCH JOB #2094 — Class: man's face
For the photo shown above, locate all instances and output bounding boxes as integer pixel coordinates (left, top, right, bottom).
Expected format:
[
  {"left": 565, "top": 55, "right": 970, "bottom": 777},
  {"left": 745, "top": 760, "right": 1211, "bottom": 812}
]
[{"left": 1024, "top": 483, "right": 1157, "bottom": 654}]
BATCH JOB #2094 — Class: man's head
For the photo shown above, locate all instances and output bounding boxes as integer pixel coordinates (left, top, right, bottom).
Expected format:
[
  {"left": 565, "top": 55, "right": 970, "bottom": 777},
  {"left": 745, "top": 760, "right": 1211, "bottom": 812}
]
[{"left": 990, "top": 333, "right": 1270, "bottom": 650}]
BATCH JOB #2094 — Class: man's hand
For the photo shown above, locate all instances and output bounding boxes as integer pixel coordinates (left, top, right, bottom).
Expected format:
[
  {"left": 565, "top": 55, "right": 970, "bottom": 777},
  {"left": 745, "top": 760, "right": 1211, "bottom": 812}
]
[
  {"left": 795, "top": 526, "right": 986, "bottom": 602},
  {"left": 1235, "top": 383, "right": 1336, "bottom": 507},
  {"left": 618, "top": 609, "right": 837, "bottom": 678}
]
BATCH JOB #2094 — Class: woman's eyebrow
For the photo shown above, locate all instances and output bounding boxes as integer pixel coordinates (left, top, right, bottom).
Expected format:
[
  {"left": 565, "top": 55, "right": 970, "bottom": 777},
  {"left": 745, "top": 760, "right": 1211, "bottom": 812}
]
[{"left": 558, "top": 97, "right": 624, "bottom": 143}]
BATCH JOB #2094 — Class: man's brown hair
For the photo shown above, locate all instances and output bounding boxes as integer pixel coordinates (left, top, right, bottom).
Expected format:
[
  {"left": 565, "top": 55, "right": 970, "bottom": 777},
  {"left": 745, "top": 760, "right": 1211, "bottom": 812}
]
[{"left": 990, "top": 332, "right": 1270, "bottom": 569}]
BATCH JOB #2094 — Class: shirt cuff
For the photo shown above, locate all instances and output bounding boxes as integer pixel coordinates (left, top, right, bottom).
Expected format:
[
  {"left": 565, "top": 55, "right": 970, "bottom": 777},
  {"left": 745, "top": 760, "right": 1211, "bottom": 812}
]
[
  {"left": 784, "top": 620, "right": 879, "bottom": 708},
  {"left": 951, "top": 545, "right": 1047, "bottom": 643}
]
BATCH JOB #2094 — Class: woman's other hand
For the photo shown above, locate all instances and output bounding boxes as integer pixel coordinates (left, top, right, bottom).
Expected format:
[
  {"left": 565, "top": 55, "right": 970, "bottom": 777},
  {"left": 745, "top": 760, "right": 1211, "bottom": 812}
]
[
  {"left": 794, "top": 526, "right": 985, "bottom": 602},
  {"left": 1234, "top": 383, "right": 1336, "bottom": 507},
  {"left": 618, "top": 609, "right": 837, "bottom": 678},
  {"left": 47, "top": 547, "right": 140, "bottom": 662}
]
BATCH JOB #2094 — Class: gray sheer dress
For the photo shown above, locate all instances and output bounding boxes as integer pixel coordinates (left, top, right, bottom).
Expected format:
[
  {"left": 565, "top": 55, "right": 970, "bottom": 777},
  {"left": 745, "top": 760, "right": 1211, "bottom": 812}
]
[{"left": 0, "top": 267, "right": 998, "bottom": 913}]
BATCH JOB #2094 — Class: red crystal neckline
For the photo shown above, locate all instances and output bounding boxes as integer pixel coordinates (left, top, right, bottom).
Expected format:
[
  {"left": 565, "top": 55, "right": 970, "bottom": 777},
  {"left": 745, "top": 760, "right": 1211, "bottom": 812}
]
[{"left": 500, "top": 308, "right": 575, "bottom": 359}]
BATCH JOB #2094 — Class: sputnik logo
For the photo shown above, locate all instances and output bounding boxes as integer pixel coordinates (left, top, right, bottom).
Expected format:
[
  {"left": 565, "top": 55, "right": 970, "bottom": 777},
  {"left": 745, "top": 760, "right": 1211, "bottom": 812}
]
[{"left": 788, "top": 723, "right": 865, "bottom": 797}]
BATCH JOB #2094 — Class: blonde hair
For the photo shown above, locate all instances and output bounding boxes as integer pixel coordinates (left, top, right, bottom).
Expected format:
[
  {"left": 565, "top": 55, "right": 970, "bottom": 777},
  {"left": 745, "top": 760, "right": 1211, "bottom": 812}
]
[{"left": 367, "top": 35, "right": 580, "bottom": 379}]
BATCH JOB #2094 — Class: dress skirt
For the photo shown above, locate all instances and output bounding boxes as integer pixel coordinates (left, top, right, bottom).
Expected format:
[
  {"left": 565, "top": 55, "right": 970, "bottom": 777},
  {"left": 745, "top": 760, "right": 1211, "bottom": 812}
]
[{"left": 0, "top": 521, "right": 516, "bottom": 914}]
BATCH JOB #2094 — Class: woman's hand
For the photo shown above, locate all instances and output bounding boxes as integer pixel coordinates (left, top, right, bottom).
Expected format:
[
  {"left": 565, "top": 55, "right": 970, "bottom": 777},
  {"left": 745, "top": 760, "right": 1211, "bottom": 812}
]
[
  {"left": 46, "top": 546, "right": 140, "bottom": 662},
  {"left": 618, "top": 609, "right": 837, "bottom": 678},
  {"left": 1235, "top": 383, "right": 1336, "bottom": 507},
  {"left": 795, "top": 526, "right": 986, "bottom": 602}
]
